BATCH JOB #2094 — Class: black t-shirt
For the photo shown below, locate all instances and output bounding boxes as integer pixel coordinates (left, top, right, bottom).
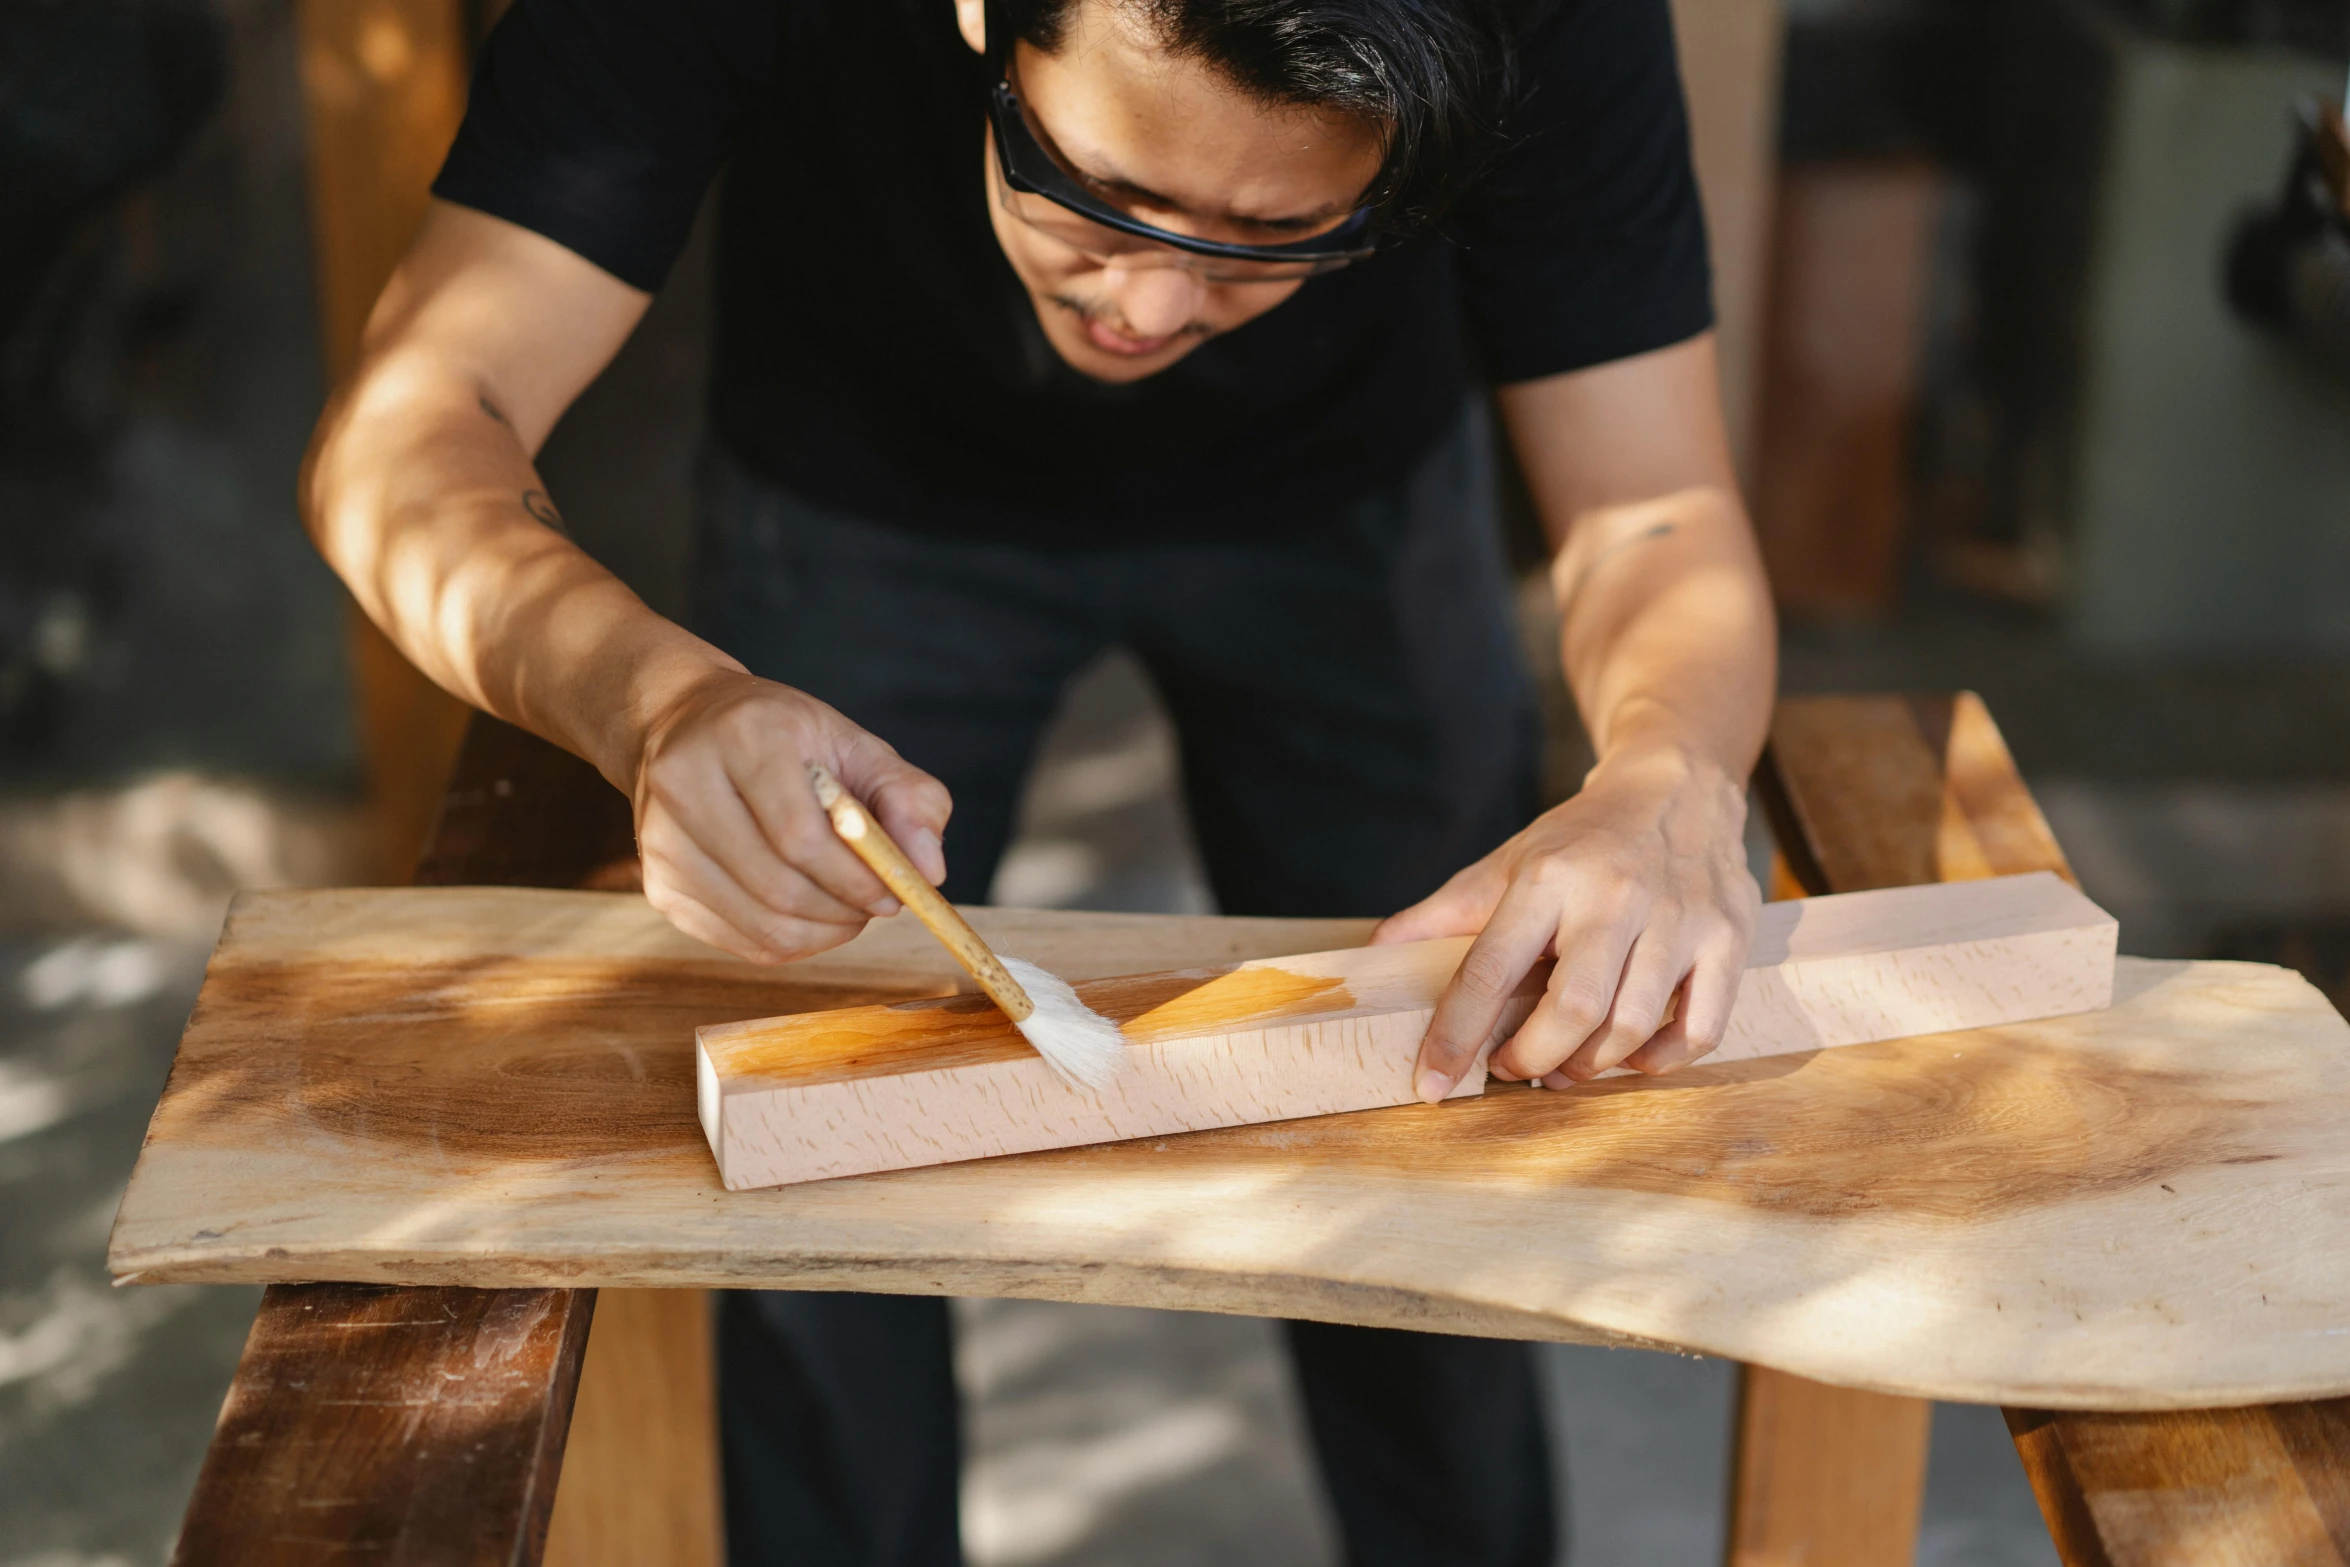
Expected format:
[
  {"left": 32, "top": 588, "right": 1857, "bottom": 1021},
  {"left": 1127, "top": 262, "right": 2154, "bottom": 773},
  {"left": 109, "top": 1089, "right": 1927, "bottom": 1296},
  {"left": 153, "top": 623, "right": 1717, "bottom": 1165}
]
[{"left": 434, "top": 0, "right": 1712, "bottom": 545}]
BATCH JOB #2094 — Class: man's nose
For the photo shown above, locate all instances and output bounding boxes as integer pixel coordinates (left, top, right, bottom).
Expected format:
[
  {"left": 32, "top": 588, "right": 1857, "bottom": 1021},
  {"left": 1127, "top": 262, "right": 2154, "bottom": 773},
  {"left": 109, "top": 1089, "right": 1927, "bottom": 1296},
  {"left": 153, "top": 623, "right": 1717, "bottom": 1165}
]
[{"left": 1101, "top": 263, "right": 1204, "bottom": 338}]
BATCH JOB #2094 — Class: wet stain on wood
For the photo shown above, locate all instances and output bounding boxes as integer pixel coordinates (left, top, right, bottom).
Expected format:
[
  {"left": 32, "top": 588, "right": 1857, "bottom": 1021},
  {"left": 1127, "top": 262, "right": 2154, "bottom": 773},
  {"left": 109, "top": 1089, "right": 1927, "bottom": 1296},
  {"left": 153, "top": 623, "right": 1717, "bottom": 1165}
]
[
  {"left": 1120, "top": 966, "right": 1351, "bottom": 1040},
  {"left": 697, "top": 961, "right": 1353, "bottom": 1088}
]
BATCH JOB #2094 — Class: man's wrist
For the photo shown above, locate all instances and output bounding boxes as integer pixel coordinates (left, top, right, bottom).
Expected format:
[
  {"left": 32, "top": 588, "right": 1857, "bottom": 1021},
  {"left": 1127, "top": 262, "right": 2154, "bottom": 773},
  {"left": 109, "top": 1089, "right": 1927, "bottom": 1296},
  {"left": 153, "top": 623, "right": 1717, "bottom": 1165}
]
[
  {"left": 581, "top": 631, "right": 748, "bottom": 793},
  {"left": 1583, "top": 707, "right": 1745, "bottom": 797}
]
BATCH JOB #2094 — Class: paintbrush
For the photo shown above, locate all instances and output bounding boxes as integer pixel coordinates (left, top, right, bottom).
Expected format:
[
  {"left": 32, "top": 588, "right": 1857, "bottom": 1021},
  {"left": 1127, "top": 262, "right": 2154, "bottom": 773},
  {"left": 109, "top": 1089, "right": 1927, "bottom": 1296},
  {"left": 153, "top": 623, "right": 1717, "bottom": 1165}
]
[{"left": 805, "top": 763, "right": 1127, "bottom": 1089}]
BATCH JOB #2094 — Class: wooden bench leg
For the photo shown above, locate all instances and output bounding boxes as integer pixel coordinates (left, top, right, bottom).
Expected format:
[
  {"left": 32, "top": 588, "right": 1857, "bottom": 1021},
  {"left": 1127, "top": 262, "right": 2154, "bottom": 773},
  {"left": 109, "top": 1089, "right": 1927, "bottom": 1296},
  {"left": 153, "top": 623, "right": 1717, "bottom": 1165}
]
[
  {"left": 543, "top": 1289, "right": 725, "bottom": 1567},
  {"left": 2007, "top": 1403, "right": 2350, "bottom": 1567},
  {"left": 1727, "top": 1366, "right": 1932, "bottom": 1566},
  {"left": 1731, "top": 692, "right": 2008, "bottom": 1567},
  {"left": 174, "top": 1283, "right": 595, "bottom": 1565}
]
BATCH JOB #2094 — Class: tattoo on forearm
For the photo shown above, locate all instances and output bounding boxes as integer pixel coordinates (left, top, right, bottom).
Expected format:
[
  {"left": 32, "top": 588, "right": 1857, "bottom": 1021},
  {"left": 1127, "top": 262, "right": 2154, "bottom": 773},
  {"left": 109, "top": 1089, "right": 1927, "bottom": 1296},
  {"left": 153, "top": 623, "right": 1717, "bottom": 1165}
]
[
  {"left": 522, "top": 488, "right": 568, "bottom": 535},
  {"left": 1595, "top": 521, "right": 1677, "bottom": 568},
  {"left": 1564, "top": 521, "right": 1676, "bottom": 600},
  {"left": 479, "top": 394, "right": 511, "bottom": 427}
]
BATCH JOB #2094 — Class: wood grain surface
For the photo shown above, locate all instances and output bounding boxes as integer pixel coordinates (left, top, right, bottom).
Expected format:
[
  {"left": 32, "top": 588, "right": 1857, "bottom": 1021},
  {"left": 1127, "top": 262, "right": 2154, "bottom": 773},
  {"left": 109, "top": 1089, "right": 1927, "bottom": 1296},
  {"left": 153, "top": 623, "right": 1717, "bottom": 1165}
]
[
  {"left": 171, "top": 1283, "right": 593, "bottom": 1567},
  {"left": 109, "top": 875, "right": 2350, "bottom": 1408},
  {"left": 699, "top": 874, "right": 2115, "bottom": 1189}
]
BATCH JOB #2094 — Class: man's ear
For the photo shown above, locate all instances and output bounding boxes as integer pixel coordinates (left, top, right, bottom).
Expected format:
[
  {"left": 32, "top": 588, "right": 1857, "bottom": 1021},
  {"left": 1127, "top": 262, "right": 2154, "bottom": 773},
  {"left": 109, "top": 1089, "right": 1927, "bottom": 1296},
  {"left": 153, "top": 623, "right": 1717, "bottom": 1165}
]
[{"left": 954, "top": 0, "right": 985, "bottom": 54}]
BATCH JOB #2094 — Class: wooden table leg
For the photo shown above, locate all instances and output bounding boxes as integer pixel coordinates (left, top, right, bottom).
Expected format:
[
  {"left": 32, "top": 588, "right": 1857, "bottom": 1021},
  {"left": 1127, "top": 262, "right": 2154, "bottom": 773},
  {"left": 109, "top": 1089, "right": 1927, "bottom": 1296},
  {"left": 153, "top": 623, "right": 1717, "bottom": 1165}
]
[
  {"left": 1728, "top": 1371, "right": 1932, "bottom": 1567},
  {"left": 1733, "top": 691, "right": 2078, "bottom": 1564},
  {"left": 2007, "top": 1402, "right": 2350, "bottom": 1566},
  {"left": 1761, "top": 692, "right": 2350, "bottom": 1567},
  {"left": 173, "top": 1284, "right": 594, "bottom": 1566},
  {"left": 542, "top": 1290, "right": 725, "bottom": 1567}
]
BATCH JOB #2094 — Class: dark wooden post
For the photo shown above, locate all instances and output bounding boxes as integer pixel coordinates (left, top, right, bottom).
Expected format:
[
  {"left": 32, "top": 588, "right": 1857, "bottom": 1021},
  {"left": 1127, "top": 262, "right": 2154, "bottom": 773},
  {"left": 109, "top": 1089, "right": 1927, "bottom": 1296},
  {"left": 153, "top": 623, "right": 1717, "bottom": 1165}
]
[{"left": 172, "top": 720, "right": 637, "bottom": 1566}]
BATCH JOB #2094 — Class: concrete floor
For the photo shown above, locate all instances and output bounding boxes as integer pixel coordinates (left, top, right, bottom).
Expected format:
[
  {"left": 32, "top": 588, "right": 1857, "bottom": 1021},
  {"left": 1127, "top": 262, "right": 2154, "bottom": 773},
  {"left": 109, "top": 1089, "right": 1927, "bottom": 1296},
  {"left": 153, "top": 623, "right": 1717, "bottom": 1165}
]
[{"left": 0, "top": 934, "right": 260, "bottom": 1567}]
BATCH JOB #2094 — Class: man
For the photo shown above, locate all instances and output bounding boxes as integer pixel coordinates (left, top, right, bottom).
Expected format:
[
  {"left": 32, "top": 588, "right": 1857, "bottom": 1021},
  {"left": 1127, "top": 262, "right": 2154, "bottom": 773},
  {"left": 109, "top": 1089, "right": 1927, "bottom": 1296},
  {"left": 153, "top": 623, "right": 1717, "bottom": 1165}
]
[{"left": 301, "top": 0, "right": 1775, "bottom": 1559}]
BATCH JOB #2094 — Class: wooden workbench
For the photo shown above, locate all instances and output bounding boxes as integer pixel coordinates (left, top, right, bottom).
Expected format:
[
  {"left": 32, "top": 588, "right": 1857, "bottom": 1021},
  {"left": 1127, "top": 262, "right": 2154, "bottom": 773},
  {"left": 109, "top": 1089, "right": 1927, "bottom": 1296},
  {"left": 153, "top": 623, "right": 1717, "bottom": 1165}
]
[{"left": 155, "top": 695, "right": 2350, "bottom": 1566}]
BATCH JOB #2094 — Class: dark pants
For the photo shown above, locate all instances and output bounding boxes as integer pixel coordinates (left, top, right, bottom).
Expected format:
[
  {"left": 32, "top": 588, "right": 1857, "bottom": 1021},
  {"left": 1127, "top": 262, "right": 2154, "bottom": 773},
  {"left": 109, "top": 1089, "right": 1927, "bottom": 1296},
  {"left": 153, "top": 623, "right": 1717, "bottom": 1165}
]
[{"left": 696, "top": 415, "right": 1556, "bottom": 1567}]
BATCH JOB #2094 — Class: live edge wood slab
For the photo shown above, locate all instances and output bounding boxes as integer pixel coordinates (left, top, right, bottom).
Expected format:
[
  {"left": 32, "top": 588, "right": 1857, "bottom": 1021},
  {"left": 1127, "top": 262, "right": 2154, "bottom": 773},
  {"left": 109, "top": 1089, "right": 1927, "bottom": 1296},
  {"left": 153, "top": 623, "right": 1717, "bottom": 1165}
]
[
  {"left": 114, "top": 876, "right": 2350, "bottom": 1411},
  {"left": 697, "top": 872, "right": 2118, "bottom": 1189}
]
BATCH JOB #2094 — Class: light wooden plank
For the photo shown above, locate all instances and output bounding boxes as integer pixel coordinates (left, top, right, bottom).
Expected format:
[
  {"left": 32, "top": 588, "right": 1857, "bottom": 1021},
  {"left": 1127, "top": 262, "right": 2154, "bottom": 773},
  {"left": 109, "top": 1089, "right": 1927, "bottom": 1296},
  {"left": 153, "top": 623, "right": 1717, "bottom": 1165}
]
[
  {"left": 696, "top": 873, "right": 2116, "bottom": 1190},
  {"left": 697, "top": 939, "right": 1528, "bottom": 1191},
  {"left": 106, "top": 882, "right": 2350, "bottom": 1409}
]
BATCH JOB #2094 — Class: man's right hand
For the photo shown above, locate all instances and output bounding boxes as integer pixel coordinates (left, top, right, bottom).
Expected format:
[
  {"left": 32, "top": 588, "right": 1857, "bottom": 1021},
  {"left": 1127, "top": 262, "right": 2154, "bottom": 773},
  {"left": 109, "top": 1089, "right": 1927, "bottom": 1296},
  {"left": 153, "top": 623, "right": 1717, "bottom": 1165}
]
[{"left": 629, "top": 668, "right": 953, "bottom": 965}]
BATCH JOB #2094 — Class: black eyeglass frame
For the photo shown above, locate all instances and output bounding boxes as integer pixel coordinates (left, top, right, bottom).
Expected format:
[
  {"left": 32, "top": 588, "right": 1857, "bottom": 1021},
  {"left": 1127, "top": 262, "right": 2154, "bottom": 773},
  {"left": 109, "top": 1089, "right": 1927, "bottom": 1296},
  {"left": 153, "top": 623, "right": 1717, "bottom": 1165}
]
[{"left": 983, "top": 80, "right": 1381, "bottom": 270}]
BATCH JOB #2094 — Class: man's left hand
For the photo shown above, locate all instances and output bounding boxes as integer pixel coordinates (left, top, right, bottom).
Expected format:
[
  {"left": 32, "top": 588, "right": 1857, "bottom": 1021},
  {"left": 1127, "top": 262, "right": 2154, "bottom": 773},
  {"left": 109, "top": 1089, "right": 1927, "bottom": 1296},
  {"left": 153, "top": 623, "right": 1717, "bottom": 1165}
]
[{"left": 1374, "top": 742, "right": 1760, "bottom": 1101}]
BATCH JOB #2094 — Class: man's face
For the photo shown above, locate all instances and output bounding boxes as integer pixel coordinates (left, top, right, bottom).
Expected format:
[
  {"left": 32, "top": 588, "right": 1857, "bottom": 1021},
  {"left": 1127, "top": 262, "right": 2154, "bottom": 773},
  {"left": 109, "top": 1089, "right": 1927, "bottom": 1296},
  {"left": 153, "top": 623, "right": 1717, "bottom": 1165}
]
[{"left": 958, "top": 0, "right": 1384, "bottom": 384}]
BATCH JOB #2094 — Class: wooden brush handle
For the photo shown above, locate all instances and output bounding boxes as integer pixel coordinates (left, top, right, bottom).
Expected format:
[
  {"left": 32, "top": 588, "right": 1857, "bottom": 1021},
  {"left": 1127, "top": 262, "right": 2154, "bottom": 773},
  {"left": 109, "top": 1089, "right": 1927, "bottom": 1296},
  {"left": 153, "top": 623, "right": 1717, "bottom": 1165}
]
[{"left": 806, "top": 763, "right": 1034, "bottom": 1022}]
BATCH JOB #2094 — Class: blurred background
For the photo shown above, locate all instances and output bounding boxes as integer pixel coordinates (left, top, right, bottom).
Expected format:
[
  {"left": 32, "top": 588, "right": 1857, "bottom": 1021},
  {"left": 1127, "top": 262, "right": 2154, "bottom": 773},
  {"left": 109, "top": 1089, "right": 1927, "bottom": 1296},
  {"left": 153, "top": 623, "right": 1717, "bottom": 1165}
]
[{"left": 2, "top": 0, "right": 2347, "bottom": 1560}]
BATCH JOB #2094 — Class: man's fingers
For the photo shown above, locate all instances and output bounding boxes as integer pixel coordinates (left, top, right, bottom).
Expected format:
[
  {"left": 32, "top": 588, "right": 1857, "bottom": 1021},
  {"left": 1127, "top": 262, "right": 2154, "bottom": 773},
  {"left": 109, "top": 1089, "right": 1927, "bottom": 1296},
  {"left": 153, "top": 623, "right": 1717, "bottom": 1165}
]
[
  {"left": 641, "top": 872, "right": 859, "bottom": 967},
  {"left": 864, "top": 765, "right": 954, "bottom": 889},
  {"left": 1554, "top": 932, "right": 1690, "bottom": 1081},
  {"left": 639, "top": 885, "right": 778, "bottom": 966},
  {"left": 639, "top": 718, "right": 888, "bottom": 916},
  {"left": 1623, "top": 935, "right": 1744, "bottom": 1074},
  {"left": 1411, "top": 886, "right": 1558, "bottom": 1102},
  {"left": 641, "top": 813, "right": 865, "bottom": 962},
  {"left": 1490, "top": 906, "right": 1645, "bottom": 1082},
  {"left": 1619, "top": 1011, "right": 1696, "bottom": 1076},
  {"left": 1373, "top": 858, "right": 1505, "bottom": 947},
  {"left": 726, "top": 750, "right": 903, "bottom": 914},
  {"left": 646, "top": 765, "right": 873, "bottom": 924}
]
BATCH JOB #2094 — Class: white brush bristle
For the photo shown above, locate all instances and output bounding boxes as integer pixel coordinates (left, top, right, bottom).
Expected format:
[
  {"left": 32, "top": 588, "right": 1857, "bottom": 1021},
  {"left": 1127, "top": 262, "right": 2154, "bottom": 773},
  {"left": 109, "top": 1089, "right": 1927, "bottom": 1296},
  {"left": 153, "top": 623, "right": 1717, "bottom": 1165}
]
[{"left": 1000, "top": 955, "right": 1127, "bottom": 1090}]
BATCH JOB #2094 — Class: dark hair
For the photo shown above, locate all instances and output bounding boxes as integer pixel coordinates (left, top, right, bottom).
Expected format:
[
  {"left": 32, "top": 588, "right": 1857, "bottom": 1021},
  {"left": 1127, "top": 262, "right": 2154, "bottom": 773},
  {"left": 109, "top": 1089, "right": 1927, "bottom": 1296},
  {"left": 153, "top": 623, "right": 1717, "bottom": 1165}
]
[{"left": 996, "top": 0, "right": 1516, "bottom": 233}]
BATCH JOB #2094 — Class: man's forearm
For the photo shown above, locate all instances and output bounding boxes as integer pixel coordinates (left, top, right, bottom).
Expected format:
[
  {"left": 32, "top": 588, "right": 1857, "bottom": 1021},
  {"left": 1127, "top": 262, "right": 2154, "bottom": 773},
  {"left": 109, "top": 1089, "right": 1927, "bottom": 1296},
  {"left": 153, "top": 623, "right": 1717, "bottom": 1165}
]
[
  {"left": 296, "top": 200, "right": 714, "bottom": 792},
  {"left": 1495, "top": 337, "right": 1776, "bottom": 794},
  {"left": 1551, "top": 482, "right": 1775, "bottom": 790},
  {"left": 301, "top": 353, "right": 737, "bottom": 792}
]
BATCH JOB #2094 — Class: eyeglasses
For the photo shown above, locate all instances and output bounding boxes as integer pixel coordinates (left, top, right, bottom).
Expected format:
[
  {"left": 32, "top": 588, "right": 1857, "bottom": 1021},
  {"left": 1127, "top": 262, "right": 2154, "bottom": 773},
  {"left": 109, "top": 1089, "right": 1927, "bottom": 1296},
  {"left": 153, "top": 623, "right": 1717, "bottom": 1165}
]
[{"left": 985, "top": 78, "right": 1380, "bottom": 283}]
